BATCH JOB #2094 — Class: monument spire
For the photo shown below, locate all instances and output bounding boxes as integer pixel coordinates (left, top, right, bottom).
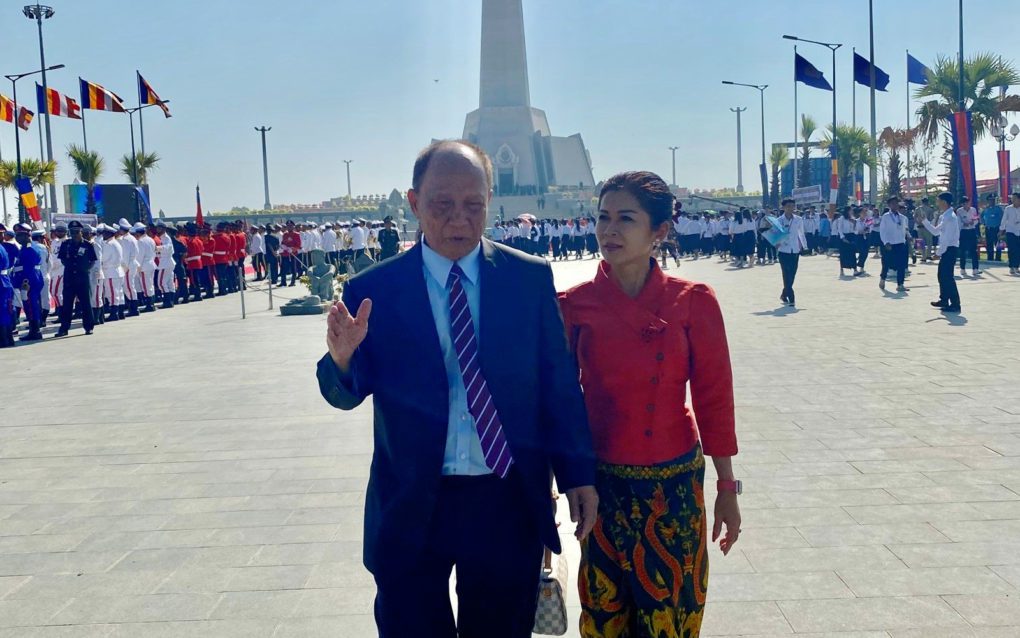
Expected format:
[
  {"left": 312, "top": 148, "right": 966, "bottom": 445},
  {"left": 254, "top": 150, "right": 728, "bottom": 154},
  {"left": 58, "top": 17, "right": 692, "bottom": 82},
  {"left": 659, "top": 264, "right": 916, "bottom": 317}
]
[{"left": 479, "top": 0, "right": 531, "bottom": 108}]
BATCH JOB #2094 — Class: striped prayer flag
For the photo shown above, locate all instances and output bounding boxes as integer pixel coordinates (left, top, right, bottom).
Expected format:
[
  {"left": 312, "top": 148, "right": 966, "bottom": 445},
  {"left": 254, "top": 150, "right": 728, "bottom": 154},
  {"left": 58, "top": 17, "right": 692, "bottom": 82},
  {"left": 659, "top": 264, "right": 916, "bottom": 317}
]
[
  {"left": 16, "top": 177, "right": 41, "bottom": 222},
  {"left": 36, "top": 83, "right": 82, "bottom": 120},
  {"left": 17, "top": 107, "right": 34, "bottom": 131},
  {"left": 0, "top": 95, "right": 15, "bottom": 123},
  {"left": 137, "top": 72, "right": 171, "bottom": 118},
  {"left": 79, "top": 78, "right": 126, "bottom": 112}
]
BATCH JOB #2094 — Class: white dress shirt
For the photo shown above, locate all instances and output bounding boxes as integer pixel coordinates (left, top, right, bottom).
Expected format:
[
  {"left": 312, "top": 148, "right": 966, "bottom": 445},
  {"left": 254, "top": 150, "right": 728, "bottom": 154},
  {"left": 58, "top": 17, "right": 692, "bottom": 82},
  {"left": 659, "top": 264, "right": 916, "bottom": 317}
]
[
  {"left": 1001, "top": 205, "right": 1020, "bottom": 235},
  {"left": 879, "top": 211, "right": 908, "bottom": 245},
  {"left": 923, "top": 208, "right": 961, "bottom": 255},
  {"left": 775, "top": 214, "right": 808, "bottom": 254},
  {"left": 957, "top": 206, "right": 978, "bottom": 229},
  {"left": 350, "top": 226, "right": 368, "bottom": 250}
]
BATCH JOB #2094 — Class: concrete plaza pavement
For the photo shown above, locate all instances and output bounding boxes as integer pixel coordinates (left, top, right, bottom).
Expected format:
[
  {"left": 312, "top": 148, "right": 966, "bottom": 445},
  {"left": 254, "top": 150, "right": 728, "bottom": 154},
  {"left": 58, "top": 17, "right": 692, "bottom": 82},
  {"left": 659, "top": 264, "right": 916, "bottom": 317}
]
[{"left": 1, "top": 251, "right": 1019, "bottom": 637}]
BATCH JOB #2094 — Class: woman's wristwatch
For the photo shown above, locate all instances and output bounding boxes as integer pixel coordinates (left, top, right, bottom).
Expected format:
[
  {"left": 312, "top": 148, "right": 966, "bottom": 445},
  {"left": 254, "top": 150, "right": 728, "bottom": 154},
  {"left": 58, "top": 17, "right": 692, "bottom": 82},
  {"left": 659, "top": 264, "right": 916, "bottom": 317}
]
[{"left": 717, "top": 480, "right": 743, "bottom": 495}]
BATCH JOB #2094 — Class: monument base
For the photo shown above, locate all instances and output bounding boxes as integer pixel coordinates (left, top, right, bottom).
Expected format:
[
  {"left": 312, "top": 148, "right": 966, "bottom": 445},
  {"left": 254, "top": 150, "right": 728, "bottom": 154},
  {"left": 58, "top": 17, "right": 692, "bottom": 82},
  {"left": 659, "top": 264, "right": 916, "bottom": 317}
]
[{"left": 280, "top": 296, "right": 330, "bottom": 316}]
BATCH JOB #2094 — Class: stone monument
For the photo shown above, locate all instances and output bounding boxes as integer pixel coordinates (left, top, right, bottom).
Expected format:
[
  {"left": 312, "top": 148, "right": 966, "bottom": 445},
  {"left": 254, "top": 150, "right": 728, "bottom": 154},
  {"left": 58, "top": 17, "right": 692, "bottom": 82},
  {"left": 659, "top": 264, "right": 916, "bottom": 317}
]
[
  {"left": 462, "top": 0, "right": 595, "bottom": 196},
  {"left": 280, "top": 249, "right": 335, "bottom": 316}
]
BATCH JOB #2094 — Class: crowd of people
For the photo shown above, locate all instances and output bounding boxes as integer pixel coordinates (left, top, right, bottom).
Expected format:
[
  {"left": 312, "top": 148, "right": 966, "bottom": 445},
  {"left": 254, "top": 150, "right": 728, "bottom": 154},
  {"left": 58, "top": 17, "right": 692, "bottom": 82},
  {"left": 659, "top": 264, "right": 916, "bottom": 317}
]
[
  {"left": 487, "top": 191, "right": 1020, "bottom": 312},
  {"left": 0, "top": 215, "right": 404, "bottom": 345}
]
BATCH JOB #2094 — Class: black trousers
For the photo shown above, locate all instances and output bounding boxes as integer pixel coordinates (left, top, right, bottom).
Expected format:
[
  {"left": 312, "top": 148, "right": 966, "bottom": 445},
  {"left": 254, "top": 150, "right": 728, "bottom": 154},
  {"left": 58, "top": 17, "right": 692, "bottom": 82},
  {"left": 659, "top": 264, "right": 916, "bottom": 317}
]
[
  {"left": 778, "top": 251, "right": 799, "bottom": 303},
  {"left": 880, "top": 243, "right": 908, "bottom": 286},
  {"left": 984, "top": 226, "right": 1002, "bottom": 261},
  {"left": 959, "top": 228, "right": 979, "bottom": 271},
  {"left": 59, "top": 277, "right": 94, "bottom": 333},
  {"left": 215, "top": 263, "right": 229, "bottom": 294},
  {"left": 374, "top": 474, "right": 543, "bottom": 638},
  {"left": 280, "top": 256, "right": 298, "bottom": 285},
  {"left": 856, "top": 235, "right": 870, "bottom": 269},
  {"left": 938, "top": 246, "right": 961, "bottom": 307},
  {"left": 1007, "top": 233, "right": 1020, "bottom": 269}
]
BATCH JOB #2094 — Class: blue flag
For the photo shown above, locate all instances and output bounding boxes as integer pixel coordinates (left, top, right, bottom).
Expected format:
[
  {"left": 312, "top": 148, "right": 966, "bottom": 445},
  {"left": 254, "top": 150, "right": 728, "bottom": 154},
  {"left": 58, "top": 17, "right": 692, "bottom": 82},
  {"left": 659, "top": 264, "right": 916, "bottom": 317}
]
[
  {"left": 795, "top": 53, "right": 832, "bottom": 91},
  {"left": 854, "top": 52, "right": 890, "bottom": 91},
  {"left": 907, "top": 53, "right": 930, "bottom": 85}
]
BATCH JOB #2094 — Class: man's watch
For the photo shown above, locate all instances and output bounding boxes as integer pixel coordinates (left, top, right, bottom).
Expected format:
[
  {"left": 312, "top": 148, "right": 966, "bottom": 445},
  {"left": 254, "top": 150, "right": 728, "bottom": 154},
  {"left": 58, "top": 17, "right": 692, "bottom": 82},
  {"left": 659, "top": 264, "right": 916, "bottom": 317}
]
[{"left": 717, "top": 480, "right": 743, "bottom": 495}]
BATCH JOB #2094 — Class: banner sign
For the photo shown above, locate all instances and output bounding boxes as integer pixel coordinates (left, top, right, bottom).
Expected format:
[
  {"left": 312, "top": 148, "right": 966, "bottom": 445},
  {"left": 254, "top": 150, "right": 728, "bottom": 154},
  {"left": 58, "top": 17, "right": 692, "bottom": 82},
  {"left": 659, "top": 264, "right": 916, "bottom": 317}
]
[
  {"left": 950, "top": 110, "right": 978, "bottom": 205},
  {"left": 792, "top": 184, "right": 823, "bottom": 205},
  {"left": 998, "top": 149, "right": 1011, "bottom": 202}
]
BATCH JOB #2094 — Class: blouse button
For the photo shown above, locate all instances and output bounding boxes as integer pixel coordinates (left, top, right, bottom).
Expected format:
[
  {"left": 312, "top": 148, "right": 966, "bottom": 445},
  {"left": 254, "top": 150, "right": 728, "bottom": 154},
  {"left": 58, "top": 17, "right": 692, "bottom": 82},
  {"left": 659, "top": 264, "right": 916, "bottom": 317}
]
[
  {"left": 646, "top": 403, "right": 655, "bottom": 413},
  {"left": 655, "top": 352, "right": 664, "bottom": 361},
  {"left": 644, "top": 429, "right": 653, "bottom": 437},
  {"left": 650, "top": 376, "right": 659, "bottom": 385}
]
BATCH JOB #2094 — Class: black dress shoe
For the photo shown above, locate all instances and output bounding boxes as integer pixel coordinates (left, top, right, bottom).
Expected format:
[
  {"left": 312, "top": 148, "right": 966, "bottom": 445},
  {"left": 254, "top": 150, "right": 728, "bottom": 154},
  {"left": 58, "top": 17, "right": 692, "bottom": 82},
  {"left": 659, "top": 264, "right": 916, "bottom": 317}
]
[
  {"left": 54, "top": 330, "right": 68, "bottom": 338},
  {"left": 84, "top": 329, "right": 93, "bottom": 335},
  {"left": 930, "top": 300, "right": 948, "bottom": 308}
]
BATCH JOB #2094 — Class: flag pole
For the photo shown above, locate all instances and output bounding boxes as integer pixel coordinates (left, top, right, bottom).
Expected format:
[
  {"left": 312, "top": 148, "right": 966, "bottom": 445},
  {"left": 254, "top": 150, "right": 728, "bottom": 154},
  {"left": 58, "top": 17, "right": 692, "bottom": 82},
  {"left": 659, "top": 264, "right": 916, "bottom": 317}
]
[
  {"left": 868, "top": 0, "right": 878, "bottom": 205},
  {"left": 81, "top": 103, "right": 88, "bottom": 152},
  {"left": 906, "top": 49, "right": 912, "bottom": 192},
  {"left": 137, "top": 72, "right": 146, "bottom": 157},
  {"left": 793, "top": 45, "right": 799, "bottom": 190},
  {"left": 852, "top": 47, "right": 857, "bottom": 129}
]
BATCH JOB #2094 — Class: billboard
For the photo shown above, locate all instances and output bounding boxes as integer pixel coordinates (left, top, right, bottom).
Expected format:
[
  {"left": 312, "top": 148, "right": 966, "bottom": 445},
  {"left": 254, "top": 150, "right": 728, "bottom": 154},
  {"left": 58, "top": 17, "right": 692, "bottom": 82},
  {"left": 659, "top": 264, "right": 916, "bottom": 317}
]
[{"left": 63, "top": 183, "right": 150, "bottom": 224}]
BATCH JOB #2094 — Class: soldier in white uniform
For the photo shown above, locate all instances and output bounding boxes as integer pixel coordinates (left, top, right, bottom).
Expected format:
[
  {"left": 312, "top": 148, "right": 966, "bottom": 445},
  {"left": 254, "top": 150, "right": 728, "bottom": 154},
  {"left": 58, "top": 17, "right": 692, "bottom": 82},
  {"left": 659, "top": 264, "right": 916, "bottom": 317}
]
[
  {"left": 154, "top": 222, "right": 177, "bottom": 308},
  {"left": 117, "top": 221, "right": 141, "bottom": 316},
  {"left": 30, "top": 230, "right": 51, "bottom": 324},
  {"left": 99, "top": 225, "right": 126, "bottom": 321},
  {"left": 133, "top": 223, "right": 158, "bottom": 312},
  {"left": 48, "top": 223, "right": 67, "bottom": 322},
  {"left": 85, "top": 225, "right": 105, "bottom": 325}
]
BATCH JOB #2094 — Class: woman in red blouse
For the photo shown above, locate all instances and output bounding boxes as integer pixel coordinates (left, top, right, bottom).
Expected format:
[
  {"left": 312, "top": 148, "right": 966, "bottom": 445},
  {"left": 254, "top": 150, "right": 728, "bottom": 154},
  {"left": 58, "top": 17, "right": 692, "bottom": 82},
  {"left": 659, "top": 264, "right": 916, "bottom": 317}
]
[{"left": 559, "top": 171, "right": 741, "bottom": 637}]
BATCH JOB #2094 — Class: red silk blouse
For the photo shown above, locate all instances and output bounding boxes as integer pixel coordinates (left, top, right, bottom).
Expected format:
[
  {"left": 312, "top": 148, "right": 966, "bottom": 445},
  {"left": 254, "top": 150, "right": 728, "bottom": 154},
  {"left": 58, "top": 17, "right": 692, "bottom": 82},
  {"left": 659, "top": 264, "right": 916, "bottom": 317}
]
[{"left": 558, "top": 260, "right": 738, "bottom": 465}]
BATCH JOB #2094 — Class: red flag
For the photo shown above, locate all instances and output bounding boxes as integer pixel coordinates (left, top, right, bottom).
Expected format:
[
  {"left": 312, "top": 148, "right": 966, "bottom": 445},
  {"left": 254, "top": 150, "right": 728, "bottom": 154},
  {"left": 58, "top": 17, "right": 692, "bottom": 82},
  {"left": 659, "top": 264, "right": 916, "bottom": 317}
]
[
  {"left": 17, "top": 106, "right": 34, "bottom": 131},
  {"left": 195, "top": 185, "right": 204, "bottom": 227},
  {"left": 998, "top": 150, "right": 1011, "bottom": 202}
]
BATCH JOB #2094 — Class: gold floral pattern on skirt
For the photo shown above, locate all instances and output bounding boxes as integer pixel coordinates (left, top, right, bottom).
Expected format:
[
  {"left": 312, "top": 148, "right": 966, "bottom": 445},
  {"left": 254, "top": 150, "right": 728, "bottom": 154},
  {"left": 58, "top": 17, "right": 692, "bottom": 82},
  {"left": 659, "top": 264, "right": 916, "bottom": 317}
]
[{"left": 579, "top": 444, "right": 708, "bottom": 638}]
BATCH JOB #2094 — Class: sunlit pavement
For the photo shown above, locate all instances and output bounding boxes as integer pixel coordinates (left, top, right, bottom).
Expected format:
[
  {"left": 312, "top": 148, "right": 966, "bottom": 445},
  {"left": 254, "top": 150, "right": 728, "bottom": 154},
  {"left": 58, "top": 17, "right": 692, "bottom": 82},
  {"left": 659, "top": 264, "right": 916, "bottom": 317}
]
[{"left": 1, "top": 252, "right": 1019, "bottom": 637}]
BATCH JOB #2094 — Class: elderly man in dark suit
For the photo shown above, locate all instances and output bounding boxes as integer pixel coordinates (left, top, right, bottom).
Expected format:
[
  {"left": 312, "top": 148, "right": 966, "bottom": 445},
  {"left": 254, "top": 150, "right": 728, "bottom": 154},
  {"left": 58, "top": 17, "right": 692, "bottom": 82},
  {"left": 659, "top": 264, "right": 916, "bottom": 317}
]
[{"left": 317, "top": 140, "right": 597, "bottom": 638}]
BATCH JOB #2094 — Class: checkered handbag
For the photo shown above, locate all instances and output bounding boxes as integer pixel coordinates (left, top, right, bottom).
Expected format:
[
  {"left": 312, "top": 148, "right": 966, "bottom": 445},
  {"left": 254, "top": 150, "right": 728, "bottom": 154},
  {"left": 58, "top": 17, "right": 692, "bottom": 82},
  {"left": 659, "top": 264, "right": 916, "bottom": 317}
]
[{"left": 533, "top": 547, "right": 568, "bottom": 635}]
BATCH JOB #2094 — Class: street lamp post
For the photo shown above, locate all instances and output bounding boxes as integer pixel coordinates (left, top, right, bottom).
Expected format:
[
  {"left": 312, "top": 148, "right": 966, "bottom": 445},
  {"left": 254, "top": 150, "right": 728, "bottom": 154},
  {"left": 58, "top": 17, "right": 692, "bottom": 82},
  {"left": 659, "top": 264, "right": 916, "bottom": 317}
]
[
  {"left": 255, "top": 126, "right": 272, "bottom": 210},
  {"left": 124, "top": 101, "right": 170, "bottom": 221},
  {"left": 4, "top": 63, "right": 64, "bottom": 224},
  {"left": 730, "top": 107, "right": 747, "bottom": 193},
  {"left": 722, "top": 81, "right": 768, "bottom": 206},
  {"left": 668, "top": 146, "right": 679, "bottom": 187},
  {"left": 343, "top": 160, "right": 353, "bottom": 204},
  {"left": 990, "top": 112, "right": 1018, "bottom": 201},
  {"left": 24, "top": 3, "right": 57, "bottom": 216}
]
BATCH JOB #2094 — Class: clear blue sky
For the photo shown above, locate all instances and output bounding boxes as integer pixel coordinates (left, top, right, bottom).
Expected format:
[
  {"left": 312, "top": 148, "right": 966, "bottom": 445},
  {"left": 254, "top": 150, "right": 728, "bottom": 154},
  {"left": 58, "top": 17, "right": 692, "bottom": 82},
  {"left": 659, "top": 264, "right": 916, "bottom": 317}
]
[{"left": 1, "top": 0, "right": 1018, "bottom": 217}]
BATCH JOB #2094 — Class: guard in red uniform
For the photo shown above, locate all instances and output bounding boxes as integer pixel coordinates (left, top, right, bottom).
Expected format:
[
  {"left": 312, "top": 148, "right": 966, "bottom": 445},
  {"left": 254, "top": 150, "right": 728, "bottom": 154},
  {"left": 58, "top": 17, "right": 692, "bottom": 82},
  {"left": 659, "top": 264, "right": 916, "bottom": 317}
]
[
  {"left": 232, "top": 222, "right": 247, "bottom": 291},
  {"left": 280, "top": 220, "right": 301, "bottom": 287},
  {"left": 201, "top": 225, "right": 216, "bottom": 299},
  {"left": 212, "top": 223, "right": 232, "bottom": 295},
  {"left": 183, "top": 223, "right": 205, "bottom": 302}
]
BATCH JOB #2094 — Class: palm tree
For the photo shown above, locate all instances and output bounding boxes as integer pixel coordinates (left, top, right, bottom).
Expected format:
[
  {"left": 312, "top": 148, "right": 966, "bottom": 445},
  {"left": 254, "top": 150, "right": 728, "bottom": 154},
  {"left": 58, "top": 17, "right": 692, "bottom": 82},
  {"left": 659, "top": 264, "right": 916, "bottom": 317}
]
[
  {"left": 0, "top": 158, "right": 57, "bottom": 190},
  {"left": 878, "top": 128, "right": 916, "bottom": 200},
  {"left": 120, "top": 151, "right": 161, "bottom": 186},
  {"left": 821, "top": 124, "right": 877, "bottom": 206},
  {"left": 914, "top": 53, "right": 1019, "bottom": 199},
  {"left": 769, "top": 145, "right": 790, "bottom": 208},
  {"left": 67, "top": 144, "right": 105, "bottom": 215},
  {"left": 798, "top": 114, "right": 817, "bottom": 188}
]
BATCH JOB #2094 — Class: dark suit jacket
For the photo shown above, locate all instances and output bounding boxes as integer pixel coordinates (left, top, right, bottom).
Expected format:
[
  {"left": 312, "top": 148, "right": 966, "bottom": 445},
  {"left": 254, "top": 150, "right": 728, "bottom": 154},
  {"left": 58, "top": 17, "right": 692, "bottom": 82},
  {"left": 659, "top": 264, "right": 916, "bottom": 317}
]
[{"left": 317, "top": 239, "right": 595, "bottom": 577}]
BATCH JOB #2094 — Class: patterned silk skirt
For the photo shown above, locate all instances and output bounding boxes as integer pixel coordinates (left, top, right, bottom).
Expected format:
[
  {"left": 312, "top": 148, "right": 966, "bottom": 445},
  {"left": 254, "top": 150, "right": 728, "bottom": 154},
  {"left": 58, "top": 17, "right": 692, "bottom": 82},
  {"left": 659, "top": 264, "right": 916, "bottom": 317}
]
[{"left": 579, "top": 444, "right": 708, "bottom": 638}]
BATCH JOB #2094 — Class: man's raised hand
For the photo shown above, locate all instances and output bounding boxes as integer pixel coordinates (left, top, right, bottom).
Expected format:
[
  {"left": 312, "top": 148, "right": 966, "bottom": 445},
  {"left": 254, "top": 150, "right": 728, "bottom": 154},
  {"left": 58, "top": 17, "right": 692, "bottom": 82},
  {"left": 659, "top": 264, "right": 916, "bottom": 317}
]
[{"left": 326, "top": 299, "right": 372, "bottom": 374}]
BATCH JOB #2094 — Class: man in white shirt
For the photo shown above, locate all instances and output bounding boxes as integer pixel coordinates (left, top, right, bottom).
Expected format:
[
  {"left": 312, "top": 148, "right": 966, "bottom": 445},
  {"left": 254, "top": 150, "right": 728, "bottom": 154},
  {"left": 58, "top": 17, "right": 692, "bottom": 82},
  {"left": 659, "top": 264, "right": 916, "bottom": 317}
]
[
  {"left": 956, "top": 196, "right": 980, "bottom": 276},
  {"left": 250, "top": 226, "right": 267, "bottom": 280},
  {"left": 321, "top": 223, "right": 338, "bottom": 269},
  {"left": 133, "top": 224, "right": 158, "bottom": 312},
  {"left": 878, "top": 196, "right": 909, "bottom": 292},
  {"left": 773, "top": 198, "right": 809, "bottom": 307},
  {"left": 1001, "top": 191, "right": 1020, "bottom": 275},
  {"left": 920, "top": 192, "right": 962, "bottom": 312}
]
